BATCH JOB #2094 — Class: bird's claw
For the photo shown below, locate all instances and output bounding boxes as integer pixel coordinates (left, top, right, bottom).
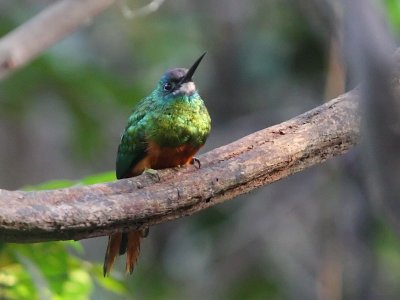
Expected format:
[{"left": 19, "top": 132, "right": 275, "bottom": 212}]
[
  {"left": 191, "top": 157, "right": 201, "bottom": 169},
  {"left": 143, "top": 168, "right": 160, "bottom": 182}
]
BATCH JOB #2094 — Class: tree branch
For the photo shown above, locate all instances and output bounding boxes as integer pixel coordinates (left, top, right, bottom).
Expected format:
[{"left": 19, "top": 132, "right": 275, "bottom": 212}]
[
  {"left": 0, "top": 90, "right": 360, "bottom": 243},
  {"left": 0, "top": 0, "right": 116, "bottom": 80}
]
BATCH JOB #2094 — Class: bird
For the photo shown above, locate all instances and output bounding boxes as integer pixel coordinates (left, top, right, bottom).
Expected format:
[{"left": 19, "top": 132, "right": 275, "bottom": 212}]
[{"left": 103, "top": 53, "right": 211, "bottom": 276}]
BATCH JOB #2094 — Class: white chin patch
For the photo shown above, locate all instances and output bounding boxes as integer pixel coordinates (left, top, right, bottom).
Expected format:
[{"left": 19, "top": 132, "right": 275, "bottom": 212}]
[{"left": 178, "top": 82, "right": 196, "bottom": 95}]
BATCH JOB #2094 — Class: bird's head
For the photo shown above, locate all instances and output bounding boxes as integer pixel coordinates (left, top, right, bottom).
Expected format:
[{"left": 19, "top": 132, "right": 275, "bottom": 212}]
[{"left": 157, "top": 52, "right": 206, "bottom": 99}]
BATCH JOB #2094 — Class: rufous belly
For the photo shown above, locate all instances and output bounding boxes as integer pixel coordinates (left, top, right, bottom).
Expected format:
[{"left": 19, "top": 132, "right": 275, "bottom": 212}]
[{"left": 130, "top": 140, "right": 201, "bottom": 177}]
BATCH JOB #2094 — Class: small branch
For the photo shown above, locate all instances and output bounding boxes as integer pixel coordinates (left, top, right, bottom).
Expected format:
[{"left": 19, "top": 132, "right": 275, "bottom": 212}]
[
  {"left": 0, "top": 0, "right": 116, "bottom": 80},
  {"left": 0, "top": 91, "right": 360, "bottom": 243}
]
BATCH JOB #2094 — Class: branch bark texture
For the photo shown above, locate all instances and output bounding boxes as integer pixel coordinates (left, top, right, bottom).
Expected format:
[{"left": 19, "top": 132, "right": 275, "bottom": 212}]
[
  {"left": 0, "top": 0, "right": 116, "bottom": 79},
  {"left": 0, "top": 91, "right": 360, "bottom": 242}
]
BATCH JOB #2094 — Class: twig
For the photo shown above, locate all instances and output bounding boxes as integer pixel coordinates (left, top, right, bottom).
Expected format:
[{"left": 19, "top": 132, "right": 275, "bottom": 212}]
[
  {"left": 0, "top": 90, "right": 360, "bottom": 243},
  {"left": 0, "top": 0, "right": 116, "bottom": 80}
]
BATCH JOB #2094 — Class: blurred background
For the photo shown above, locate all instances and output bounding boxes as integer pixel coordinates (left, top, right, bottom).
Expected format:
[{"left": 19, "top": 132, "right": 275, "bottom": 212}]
[{"left": 0, "top": 0, "right": 400, "bottom": 299}]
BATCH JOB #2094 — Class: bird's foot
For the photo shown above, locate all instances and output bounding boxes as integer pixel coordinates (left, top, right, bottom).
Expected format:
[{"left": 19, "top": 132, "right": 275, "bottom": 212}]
[
  {"left": 190, "top": 157, "right": 201, "bottom": 169},
  {"left": 143, "top": 168, "right": 160, "bottom": 182}
]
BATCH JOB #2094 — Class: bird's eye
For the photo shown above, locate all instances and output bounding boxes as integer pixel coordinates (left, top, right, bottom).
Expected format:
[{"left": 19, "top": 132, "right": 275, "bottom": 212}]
[{"left": 163, "top": 82, "right": 173, "bottom": 92}]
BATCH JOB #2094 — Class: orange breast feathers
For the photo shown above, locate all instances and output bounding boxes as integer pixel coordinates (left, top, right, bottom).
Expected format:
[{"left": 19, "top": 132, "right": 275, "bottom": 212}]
[{"left": 130, "top": 141, "right": 202, "bottom": 177}]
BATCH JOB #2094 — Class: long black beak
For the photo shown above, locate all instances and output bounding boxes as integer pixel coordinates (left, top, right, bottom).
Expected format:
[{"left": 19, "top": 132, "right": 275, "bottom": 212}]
[{"left": 180, "top": 52, "right": 206, "bottom": 84}]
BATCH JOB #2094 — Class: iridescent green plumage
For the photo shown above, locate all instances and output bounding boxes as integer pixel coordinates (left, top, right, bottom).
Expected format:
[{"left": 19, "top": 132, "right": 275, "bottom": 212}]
[
  {"left": 104, "top": 53, "right": 210, "bottom": 276},
  {"left": 116, "top": 67, "right": 211, "bottom": 179}
]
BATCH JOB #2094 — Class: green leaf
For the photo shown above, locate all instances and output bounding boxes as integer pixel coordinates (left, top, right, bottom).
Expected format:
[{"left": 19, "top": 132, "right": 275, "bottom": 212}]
[
  {"left": 1, "top": 172, "right": 126, "bottom": 299},
  {"left": 22, "top": 179, "right": 78, "bottom": 191},
  {"left": 21, "top": 171, "right": 115, "bottom": 191},
  {"left": 385, "top": 0, "right": 400, "bottom": 34},
  {"left": 80, "top": 171, "right": 115, "bottom": 185}
]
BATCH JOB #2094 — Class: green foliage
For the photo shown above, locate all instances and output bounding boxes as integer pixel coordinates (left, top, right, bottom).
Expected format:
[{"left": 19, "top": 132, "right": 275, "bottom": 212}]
[
  {"left": 0, "top": 173, "right": 122, "bottom": 300},
  {"left": 0, "top": 242, "right": 92, "bottom": 300},
  {"left": 385, "top": 0, "right": 400, "bottom": 35},
  {"left": 22, "top": 171, "right": 115, "bottom": 190},
  {"left": 23, "top": 179, "right": 78, "bottom": 191}
]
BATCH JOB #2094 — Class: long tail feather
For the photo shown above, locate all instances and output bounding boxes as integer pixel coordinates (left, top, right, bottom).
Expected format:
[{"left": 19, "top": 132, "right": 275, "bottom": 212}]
[
  {"left": 103, "top": 232, "right": 122, "bottom": 277},
  {"left": 125, "top": 230, "right": 142, "bottom": 274}
]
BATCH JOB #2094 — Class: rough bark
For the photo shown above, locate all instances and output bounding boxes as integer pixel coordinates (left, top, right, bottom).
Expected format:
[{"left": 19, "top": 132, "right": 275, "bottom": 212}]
[{"left": 0, "top": 90, "right": 360, "bottom": 242}]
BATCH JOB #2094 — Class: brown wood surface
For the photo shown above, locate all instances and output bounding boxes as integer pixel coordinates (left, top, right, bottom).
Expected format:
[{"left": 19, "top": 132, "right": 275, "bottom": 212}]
[{"left": 0, "top": 90, "right": 360, "bottom": 242}]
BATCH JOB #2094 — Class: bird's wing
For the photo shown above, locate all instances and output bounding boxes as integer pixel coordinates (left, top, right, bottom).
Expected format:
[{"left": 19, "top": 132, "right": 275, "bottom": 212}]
[
  {"left": 116, "top": 98, "right": 154, "bottom": 179},
  {"left": 116, "top": 128, "right": 147, "bottom": 179}
]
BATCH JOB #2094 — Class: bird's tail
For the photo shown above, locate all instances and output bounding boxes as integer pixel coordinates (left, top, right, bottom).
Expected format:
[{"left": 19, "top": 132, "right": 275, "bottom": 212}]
[{"left": 103, "top": 229, "right": 143, "bottom": 276}]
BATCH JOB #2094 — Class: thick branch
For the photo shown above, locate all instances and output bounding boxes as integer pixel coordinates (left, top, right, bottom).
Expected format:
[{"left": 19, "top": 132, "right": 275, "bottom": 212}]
[
  {"left": 0, "top": 91, "right": 360, "bottom": 242},
  {"left": 0, "top": 0, "right": 116, "bottom": 79}
]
